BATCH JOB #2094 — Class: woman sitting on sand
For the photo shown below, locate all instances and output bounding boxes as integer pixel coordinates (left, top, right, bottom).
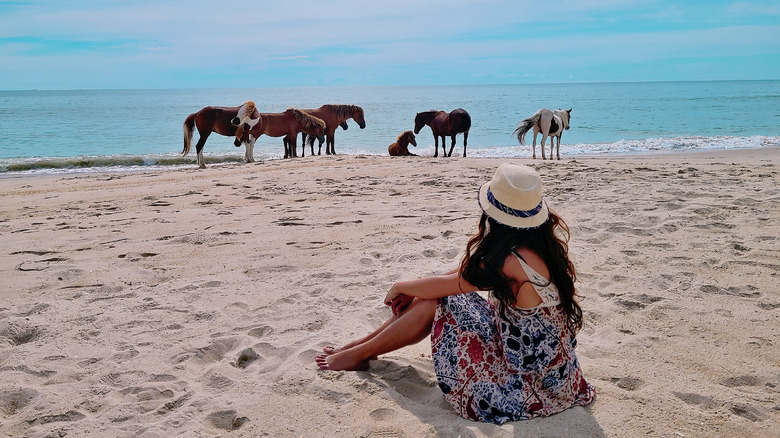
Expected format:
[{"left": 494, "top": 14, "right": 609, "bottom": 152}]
[{"left": 316, "top": 163, "right": 595, "bottom": 423}]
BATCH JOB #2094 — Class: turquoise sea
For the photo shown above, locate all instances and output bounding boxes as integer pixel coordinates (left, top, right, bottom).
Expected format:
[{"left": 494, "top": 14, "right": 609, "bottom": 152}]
[{"left": 0, "top": 80, "right": 778, "bottom": 173}]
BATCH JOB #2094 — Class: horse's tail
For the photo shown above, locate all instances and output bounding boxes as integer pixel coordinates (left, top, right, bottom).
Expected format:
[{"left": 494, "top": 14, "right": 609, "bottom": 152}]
[
  {"left": 182, "top": 112, "right": 196, "bottom": 156},
  {"left": 513, "top": 113, "right": 540, "bottom": 145}
]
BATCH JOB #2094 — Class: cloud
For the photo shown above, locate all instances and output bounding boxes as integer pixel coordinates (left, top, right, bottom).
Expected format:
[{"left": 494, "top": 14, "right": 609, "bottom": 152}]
[{"left": 0, "top": 0, "right": 778, "bottom": 89}]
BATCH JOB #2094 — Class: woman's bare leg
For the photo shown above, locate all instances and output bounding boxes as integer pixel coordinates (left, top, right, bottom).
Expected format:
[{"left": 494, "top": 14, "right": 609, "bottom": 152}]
[
  {"left": 322, "top": 313, "right": 399, "bottom": 354},
  {"left": 315, "top": 298, "right": 438, "bottom": 371}
]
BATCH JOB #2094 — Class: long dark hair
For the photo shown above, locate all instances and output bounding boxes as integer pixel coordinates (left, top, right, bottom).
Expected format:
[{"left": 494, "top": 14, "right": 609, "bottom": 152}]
[{"left": 459, "top": 210, "right": 583, "bottom": 333}]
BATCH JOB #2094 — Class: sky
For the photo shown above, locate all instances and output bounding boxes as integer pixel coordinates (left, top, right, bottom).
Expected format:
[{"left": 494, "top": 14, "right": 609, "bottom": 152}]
[{"left": 1, "top": 0, "right": 779, "bottom": 90}]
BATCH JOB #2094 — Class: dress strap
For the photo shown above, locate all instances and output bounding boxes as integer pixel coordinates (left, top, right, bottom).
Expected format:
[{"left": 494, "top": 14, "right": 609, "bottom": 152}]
[{"left": 512, "top": 251, "right": 561, "bottom": 307}]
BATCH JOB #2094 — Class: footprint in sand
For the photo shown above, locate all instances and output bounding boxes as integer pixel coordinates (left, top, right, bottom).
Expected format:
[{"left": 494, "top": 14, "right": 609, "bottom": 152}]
[
  {"left": 233, "top": 348, "right": 259, "bottom": 369},
  {"left": 172, "top": 337, "right": 241, "bottom": 365},
  {"left": 0, "top": 321, "right": 41, "bottom": 346},
  {"left": 610, "top": 376, "right": 644, "bottom": 391},
  {"left": 721, "top": 375, "right": 762, "bottom": 388},
  {"left": 206, "top": 410, "right": 249, "bottom": 430},
  {"left": 0, "top": 387, "right": 38, "bottom": 416},
  {"left": 369, "top": 407, "right": 398, "bottom": 421},
  {"left": 673, "top": 391, "right": 718, "bottom": 409}
]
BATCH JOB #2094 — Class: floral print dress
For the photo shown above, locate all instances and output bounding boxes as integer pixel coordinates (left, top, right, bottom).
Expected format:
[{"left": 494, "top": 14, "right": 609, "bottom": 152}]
[{"left": 430, "top": 253, "right": 595, "bottom": 423}]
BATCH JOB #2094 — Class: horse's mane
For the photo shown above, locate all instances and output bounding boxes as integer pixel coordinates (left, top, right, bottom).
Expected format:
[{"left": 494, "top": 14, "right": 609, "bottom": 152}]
[
  {"left": 397, "top": 130, "right": 414, "bottom": 143},
  {"left": 321, "top": 104, "right": 362, "bottom": 118},
  {"left": 287, "top": 108, "right": 326, "bottom": 131},
  {"left": 415, "top": 110, "right": 439, "bottom": 122}
]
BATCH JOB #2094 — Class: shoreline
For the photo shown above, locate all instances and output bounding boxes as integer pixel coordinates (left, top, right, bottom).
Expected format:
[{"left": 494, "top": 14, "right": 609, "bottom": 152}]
[
  {"left": 1, "top": 150, "right": 778, "bottom": 437},
  {"left": 1, "top": 145, "right": 778, "bottom": 179}
]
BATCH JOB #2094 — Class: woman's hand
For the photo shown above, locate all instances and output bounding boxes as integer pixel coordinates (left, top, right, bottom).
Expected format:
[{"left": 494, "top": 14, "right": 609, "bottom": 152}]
[{"left": 385, "top": 283, "right": 413, "bottom": 316}]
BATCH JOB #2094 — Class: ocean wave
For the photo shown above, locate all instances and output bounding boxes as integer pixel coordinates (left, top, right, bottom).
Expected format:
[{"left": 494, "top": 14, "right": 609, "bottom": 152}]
[
  {"left": 2, "top": 135, "right": 778, "bottom": 175},
  {"left": 0, "top": 153, "right": 248, "bottom": 174}
]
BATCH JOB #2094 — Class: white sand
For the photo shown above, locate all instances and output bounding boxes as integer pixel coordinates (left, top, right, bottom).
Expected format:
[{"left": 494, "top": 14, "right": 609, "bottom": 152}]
[{"left": 1, "top": 149, "right": 778, "bottom": 437}]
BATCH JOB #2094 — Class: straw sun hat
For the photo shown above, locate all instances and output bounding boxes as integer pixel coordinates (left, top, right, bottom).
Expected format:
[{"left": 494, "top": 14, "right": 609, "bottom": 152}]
[{"left": 478, "top": 163, "right": 549, "bottom": 229}]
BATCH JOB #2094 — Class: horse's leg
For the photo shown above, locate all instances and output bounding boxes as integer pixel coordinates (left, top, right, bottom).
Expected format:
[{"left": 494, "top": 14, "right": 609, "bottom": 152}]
[
  {"left": 556, "top": 135, "right": 561, "bottom": 160},
  {"left": 328, "top": 132, "right": 336, "bottom": 155},
  {"left": 531, "top": 132, "right": 537, "bottom": 159},
  {"left": 245, "top": 139, "right": 253, "bottom": 163},
  {"left": 541, "top": 134, "right": 548, "bottom": 160},
  {"left": 306, "top": 134, "right": 315, "bottom": 157},
  {"left": 432, "top": 134, "right": 439, "bottom": 158},
  {"left": 447, "top": 135, "right": 456, "bottom": 157},
  {"left": 291, "top": 134, "right": 298, "bottom": 158},
  {"left": 283, "top": 137, "right": 290, "bottom": 159},
  {"left": 194, "top": 132, "right": 210, "bottom": 169},
  {"left": 462, "top": 131, "right": 468, "bottom": 157}
]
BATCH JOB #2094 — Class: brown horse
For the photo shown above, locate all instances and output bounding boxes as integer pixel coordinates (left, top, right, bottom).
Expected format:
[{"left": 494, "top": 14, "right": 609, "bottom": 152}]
[
  {"left": 414, "top": 108, "right": 471, "bottom": 157},
  {"left": 388, "top": 131, "right": 418, "bottom": 156},
  {"left": 300, "top": 104, "right": 366, "bottom": 155},
  {"left": 182, "top": 101, "right": 258, "bottom": 168},
  {"left": 234, "top": 108, "right": 326, "bottom": 160}
]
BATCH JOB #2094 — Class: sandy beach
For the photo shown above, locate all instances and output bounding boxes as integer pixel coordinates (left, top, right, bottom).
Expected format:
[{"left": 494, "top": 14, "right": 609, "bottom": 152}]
[{"left": 1, "top": 149, "right": 778, "bottom": 437}]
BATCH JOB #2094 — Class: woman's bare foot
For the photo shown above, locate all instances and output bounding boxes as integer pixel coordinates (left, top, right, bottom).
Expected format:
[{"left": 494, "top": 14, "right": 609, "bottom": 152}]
[{"left": 315, "top": 349, "right": 371, "bottom": 371}]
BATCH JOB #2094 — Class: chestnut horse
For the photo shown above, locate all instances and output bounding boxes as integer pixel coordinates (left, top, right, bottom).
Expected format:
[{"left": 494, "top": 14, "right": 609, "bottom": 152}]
[
  {"left": 388, "top": 131, "right": 418, "bottom": 156},
  {"left": 414, "top": 108, "right": 471, "bottom": 157},
  {"left": 234, "top": 108, "right": 326, "bottom": 160},
  {"left": 300, "top": 104, "right": 366, "bottom": 155},
  {"left": 182, "top": 101, "right": 258, "bottom": 168},
  {"left": 513, "top": 108, "right": 571, "bottom": 160}
]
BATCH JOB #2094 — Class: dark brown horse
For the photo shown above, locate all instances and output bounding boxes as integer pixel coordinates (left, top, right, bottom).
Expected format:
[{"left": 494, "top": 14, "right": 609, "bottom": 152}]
[
  {"left": 413, "top": 108, "right": 471, "bottom": 157},
  {"left": 234, "top": 108, "right": 326, "bottom": 160},
  {"left": 301, "top": 121, "right": 348, "bottom": 157},
  {"left": 388, "top": 131, "right": 418, "bottom": 156},
  {"left": 300, "top": 104, "right": 366, "bottom": 155},
  {"left": 182, "top": 101, "right": 258, "bottom": 168}
]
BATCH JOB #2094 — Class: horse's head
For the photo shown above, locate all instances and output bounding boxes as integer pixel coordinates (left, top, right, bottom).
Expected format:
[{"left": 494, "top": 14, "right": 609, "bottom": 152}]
[
  {"left": 414, "top": 111, "right": 436, "bottom": 134},
  {"left": 234, "top": 116, "right": 261, "bottom": 147},
  {"left": 353, "top": 106, "right": 366, "bottom": 129},
  {"left": 557, "top": 108, "right": 572, "bottom": 130},
  {"left": 400, "top": 131, "right": 417, "bottom": 147},
  {"left": 413, "top": 113, "right": 425, "bottom": 134},
  {"left": 232, "top": 101, "right": 257, "bottom": 126},
  {"left": 311, "top": 123, "right": 326, "bottom": 145}
]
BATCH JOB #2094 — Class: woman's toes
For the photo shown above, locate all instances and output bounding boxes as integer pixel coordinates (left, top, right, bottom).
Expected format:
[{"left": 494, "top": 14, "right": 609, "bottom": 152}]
[{"left": 315, "top": 354, "right": 330, "bottom": 369}]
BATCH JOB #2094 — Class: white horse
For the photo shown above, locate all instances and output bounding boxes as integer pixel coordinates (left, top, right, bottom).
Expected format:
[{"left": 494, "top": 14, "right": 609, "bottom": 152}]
[{"left": 513, "top": 108, "right": 572, "bottom": 160}]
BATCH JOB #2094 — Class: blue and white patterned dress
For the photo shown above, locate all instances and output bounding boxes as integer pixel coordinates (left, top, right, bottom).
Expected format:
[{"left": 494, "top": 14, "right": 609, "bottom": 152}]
[{"left": 430, "top": 254, "right": 595, "bottom": 423}]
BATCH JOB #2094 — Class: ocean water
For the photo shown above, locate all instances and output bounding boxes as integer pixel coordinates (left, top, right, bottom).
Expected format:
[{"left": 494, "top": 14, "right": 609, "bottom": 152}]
[{"left": 0, "top": 81, "right": 778, "bottom": 173}]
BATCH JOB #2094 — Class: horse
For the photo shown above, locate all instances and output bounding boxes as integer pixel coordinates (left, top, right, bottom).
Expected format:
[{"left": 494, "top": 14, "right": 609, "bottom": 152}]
[
  {"left": 233, "top": 108, "right": 326, "bottom": 160},
  {"left": 301, "top": 121, "right": 348, "bottom": 157},
  {"left": 182, "top": 101, "right": 258, "bottom": 168},
  {"left": 299, "top": 104, "right": 366, "bottom": 155},
  {"left": 513, "top": 108, "right": 572, "bottom": 160},
  {"left": 413, "top": 109, "right": 471, "bottom": 157},
  {"left": 388, "top": 131, "right": 418, "bottom": 156}
]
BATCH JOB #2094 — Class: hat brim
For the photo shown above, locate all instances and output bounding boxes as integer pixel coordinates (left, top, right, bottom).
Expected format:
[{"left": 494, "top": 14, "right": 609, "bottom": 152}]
[{"left": 478, "top": 182, "right": 549, "bottom": 229}]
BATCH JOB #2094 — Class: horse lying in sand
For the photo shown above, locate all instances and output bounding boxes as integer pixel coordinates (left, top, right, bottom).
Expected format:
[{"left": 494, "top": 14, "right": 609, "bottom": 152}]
[
  {"left": 388, "top": 131, "right": 418, "bottom": 156},
  {"left": 233, "top": 109, "right": 326, "bottom": 160},
  {"left": 513, "top": 108, "right": 571, "bottom": 160},
  {"left": 182, "top": 101, "right": 259, "bottom": 168}
]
